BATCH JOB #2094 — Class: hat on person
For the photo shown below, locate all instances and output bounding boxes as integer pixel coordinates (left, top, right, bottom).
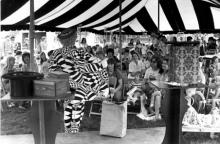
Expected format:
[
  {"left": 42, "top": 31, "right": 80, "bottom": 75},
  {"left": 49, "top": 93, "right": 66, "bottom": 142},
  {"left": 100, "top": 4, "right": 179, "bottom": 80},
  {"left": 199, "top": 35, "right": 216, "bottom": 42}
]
[
  {"left": 58, "top": 28, "right": 77, "bottom": 40},
  {"left": 146, "top": 50, "right": 154, "bottom": 55}
]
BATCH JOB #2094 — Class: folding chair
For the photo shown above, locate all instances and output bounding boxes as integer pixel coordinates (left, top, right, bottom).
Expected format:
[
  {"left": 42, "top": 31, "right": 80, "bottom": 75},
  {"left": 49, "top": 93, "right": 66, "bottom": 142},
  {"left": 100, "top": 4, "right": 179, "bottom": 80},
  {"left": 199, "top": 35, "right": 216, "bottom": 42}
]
[
  {"left": 89, "top": 75, "right": 117, "bottom": 117},
  {"left": 89, "top": 99, "right": 102, "bottom": 117}
]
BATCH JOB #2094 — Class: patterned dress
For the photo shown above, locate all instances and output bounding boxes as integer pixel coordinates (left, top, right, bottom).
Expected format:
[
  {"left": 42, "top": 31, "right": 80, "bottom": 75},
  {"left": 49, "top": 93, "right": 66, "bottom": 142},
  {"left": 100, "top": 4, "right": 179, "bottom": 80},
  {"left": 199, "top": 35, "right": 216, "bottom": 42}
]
[{"left": 49, "top": 46, "right": 109, "bottom": 133}]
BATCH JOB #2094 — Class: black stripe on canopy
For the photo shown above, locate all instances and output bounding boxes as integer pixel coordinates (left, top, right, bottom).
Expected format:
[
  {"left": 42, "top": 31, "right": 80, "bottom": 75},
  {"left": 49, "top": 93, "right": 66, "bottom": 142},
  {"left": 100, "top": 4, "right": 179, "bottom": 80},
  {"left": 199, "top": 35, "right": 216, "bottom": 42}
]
[
  {"left": 16, "top": 0, "right": 65, "bottom": 25},
  {"left": 1, "top": 0, "right": 220, "bottom": 34},
  {"left": 80, "top": 0, "right": 126, "bottom": 27},
  {"left": 192, "top": 0, "right": 215, "bottom": 31},
  {"left": 136, "top": 7, "right": 158, "bottom": 33},
  {"left": 42, "top": 0, "right": 99, "bottom": 27},
  {"left": 1, "top": 0, "right": 28, "bottom": 20},
  {"left": 160, "top": 0, "right": 185, "bottom": 31},
  {"left": 106, "top": 16, "right": 135, "bottom": 31},
  {"left": 1, "top": 24, "right": 64, "bottom": 32},
  {"left": 88, "top": 0, "right": 141, "bottom": 29},
  {"left": 123, "top": 26, "right": 136, "bottom": 34}
]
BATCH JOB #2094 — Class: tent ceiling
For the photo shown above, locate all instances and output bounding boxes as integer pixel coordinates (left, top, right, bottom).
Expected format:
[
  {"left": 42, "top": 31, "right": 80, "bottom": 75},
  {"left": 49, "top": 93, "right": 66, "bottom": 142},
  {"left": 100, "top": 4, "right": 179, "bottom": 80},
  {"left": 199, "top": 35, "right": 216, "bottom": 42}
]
[{"left": 1, "top": 0, "right": 220, "bottom": 34}]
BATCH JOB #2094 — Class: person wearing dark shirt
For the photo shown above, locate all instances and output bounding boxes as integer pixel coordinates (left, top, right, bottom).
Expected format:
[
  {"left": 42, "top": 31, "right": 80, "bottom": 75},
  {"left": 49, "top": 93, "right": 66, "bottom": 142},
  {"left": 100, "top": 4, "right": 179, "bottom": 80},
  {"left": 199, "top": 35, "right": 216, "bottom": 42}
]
[
  {"left": 107, "top": 58, "right": 123, "bottom": 102},
  {"left": 206, "top": 37, "right": 217, "bottom": 54},
  {"left": 106, "top": 48, "right": 120, "bottom": 67},
  {"left": 128, "top": 39, "right": 134, "bottom": 47},
  {"left": 187, "top": 36, "right": 193, "bottom": 42},
  {"left": 121, "top": 48, "right": 130, "bottom": 72}
]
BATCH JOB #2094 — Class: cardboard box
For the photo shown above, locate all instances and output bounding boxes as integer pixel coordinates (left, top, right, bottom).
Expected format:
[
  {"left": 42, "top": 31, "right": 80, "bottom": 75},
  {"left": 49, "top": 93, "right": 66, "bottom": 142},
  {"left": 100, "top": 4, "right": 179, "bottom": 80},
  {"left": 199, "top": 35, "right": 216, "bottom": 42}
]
[
  {"left": 100, "top": 101, "right": 127, "bottom": 137},
  {"left": 34, "top": 78, "right": 68, "bottom": 97}
]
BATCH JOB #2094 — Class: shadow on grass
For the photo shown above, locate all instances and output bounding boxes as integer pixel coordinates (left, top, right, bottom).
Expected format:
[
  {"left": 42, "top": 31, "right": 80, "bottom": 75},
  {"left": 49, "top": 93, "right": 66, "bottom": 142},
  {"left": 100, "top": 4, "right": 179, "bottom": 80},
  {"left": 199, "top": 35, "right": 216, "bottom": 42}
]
[
  {"left": 1, "top": 101, "right": 220, "bottom": 144},
  {"left": 1, "top": 101, "right": 165, "bottom": 135}
]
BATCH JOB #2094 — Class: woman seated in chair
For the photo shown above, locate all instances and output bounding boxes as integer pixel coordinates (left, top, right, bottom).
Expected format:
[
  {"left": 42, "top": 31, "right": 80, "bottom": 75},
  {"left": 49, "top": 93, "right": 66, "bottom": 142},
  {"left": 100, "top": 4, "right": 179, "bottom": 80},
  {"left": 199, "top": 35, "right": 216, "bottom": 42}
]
[
  {"left": 107, "top": 58, "right": 123, "bottom": 102},
  {"left": 128, "top": 51, "right": 144, "bottom": 79},
  {"left": 142, "top": 55, "right": 163, "bottom": 120}
]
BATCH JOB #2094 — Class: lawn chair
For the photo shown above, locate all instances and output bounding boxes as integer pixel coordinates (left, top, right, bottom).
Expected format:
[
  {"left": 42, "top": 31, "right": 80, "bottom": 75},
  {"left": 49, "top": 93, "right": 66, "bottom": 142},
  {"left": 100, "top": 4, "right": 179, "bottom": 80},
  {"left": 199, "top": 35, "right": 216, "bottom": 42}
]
[
  {"left": 89, "top": 75, "right": 118, "bottom": 117},
  {"left": 89, "top": 71, "right": 128, "bottom": 117}
]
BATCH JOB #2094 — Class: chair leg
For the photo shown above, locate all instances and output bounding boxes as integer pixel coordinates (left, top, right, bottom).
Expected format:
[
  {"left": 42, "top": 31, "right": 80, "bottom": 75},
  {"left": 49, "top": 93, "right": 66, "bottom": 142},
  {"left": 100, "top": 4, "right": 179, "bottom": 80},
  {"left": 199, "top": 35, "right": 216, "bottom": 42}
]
[
  {"left": 89, "top": 102, "right": 94, "bottom": 117},
  {"left": 89, "top": 101, "right": 102, "bottom": 117}
]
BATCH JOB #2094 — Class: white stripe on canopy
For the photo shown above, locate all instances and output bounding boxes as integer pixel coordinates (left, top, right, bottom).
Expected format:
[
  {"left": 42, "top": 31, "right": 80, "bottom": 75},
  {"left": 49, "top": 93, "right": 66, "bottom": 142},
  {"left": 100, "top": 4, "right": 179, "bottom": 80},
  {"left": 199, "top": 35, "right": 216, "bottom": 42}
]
[
  {"left": 145, "top": 0, "right": 159, "bottom": 27},
  {"left": 144, "top": 0, "right": 172, "bottom": 31},
  {"left": 211, "top": 7, "right": 220, "bottom": 29},
  {"left": 94, "top": 0, "right": 148, "bottom": 31},
  {"left": 129, "top": 18, "right": 146, "bottom": 32},
  {"left": 35, "top": 0, "right": 82, "bottom": 25},
  {"left": 159, "top": 5, "right": 172, "bottom": 31},
  {"left": 58, "top": 0, "right": 113, "bottom": 28},
  {"left": 82, "top": 0, "right": 133, "bottom": 28},
  {"left": 0, "top": 0, "right": 49, "bottom": 25},
  {"left": 175, "top": 0, "right": 199, "bottom": 30}
]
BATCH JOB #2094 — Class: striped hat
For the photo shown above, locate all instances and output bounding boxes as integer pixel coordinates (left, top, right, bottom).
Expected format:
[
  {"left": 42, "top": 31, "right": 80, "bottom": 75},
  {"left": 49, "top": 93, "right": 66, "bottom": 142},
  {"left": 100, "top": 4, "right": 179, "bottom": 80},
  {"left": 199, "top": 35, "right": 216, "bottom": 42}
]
[{"left": 58, "top": 28, "right": 77, "bottom": 40}]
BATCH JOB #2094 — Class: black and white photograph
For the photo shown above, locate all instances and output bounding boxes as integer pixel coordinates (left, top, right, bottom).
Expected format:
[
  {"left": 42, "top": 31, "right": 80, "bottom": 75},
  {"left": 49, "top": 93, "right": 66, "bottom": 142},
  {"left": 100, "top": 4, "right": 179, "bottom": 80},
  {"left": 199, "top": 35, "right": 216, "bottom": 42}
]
[{"left": 1, "top": 0, "right": 220, "bottom": 144}]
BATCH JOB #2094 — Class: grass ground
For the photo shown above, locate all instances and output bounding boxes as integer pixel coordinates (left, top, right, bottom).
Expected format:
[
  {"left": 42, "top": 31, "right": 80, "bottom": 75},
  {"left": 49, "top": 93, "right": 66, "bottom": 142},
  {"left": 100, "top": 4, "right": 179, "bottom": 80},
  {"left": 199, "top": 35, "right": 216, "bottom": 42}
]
[{"left": 1, "top": 101, "right": 220, "bottom": 144}]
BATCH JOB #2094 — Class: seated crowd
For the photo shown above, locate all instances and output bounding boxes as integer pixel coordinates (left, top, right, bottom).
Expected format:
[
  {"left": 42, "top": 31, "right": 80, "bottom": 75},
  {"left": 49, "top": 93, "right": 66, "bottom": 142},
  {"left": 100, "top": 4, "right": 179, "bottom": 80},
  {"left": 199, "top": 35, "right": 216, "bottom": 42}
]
[{"left": 1, "top": 34, "right": 220, "bottom": 122}]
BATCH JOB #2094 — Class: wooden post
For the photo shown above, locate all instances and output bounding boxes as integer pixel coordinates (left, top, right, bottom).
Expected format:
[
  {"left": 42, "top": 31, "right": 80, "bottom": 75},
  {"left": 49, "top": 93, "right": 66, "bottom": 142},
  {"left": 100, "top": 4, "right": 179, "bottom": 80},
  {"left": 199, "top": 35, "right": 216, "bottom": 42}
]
[
  {"left": 158, "top": 0, "right": 160, "bottom": 32},
  {"left": 78, "top": 25, "right": 82, "bottom": 47},
  {"left": 39, "top": 101, "right": 46, "bottom": 144},
  {"left": 29, "top": 0, "right": 35, "bottom": 71},
  {"left": 119, "top": 0, "right": 122, "bottom": 70}
]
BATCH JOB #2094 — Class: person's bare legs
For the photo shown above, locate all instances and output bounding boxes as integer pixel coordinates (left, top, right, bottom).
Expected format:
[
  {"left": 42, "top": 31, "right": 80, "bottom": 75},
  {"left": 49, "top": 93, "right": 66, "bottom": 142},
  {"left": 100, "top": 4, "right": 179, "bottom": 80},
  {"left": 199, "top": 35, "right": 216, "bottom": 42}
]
[
  {"left": 149, "top": 94, "right": 155, "bottom": 115},
  {"left": 150, "top": 91, "right": 161, "bottom": 116},
  {"left": 155, "top": 94, "right": 162, "bottom": 120},
  {"left": 150, "top": 95, "right": 155, "bottom": 108},
  {"left": 140, "top": 94, "right": 148, "bottom": 117},
  {"left": 212, "top": 87, "right": 220, "bottom": 108}
]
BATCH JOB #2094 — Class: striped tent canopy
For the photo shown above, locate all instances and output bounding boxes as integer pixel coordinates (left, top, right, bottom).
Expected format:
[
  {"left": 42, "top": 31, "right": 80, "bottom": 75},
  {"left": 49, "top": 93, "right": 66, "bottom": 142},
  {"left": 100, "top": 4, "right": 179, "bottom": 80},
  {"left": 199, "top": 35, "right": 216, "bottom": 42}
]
[{"left": 1, "top": 0, "right": 220, "bottom": 34}]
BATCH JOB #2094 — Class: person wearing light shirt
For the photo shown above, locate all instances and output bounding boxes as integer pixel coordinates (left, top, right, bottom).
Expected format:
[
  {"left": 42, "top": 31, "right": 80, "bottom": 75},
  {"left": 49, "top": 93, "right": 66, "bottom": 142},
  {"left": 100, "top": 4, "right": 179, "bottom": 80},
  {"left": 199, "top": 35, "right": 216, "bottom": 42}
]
[
  {"left": 143, "top": 56, "right": 163, "bottom": 120},
  {"left": 128, "top": 51, "right": 144, "bottom": 79}
]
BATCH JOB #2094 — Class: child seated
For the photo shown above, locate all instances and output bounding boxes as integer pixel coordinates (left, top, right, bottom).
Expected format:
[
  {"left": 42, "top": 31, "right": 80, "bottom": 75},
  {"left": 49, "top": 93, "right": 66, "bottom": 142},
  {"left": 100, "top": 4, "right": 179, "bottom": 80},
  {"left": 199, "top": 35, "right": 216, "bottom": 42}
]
[{"left": 127, "top": 73, "right": 148, "bottom": 119}]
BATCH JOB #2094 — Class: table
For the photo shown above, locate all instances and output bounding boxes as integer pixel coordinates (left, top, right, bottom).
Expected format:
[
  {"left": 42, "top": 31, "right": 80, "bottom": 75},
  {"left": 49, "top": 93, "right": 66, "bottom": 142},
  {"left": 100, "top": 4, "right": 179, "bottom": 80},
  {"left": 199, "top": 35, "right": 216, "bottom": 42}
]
[
  {"left": 151, "top": 81, "right": 207, "bottom": 144},
  {"left": 1, "top": 92, "right": 73, "bottom": 144}
]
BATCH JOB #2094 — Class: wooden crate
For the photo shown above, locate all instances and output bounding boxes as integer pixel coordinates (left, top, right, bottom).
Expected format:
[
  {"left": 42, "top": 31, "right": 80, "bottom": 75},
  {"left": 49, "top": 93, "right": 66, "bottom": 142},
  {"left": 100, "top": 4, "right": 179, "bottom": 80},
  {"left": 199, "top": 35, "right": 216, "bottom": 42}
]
[{"left": 34, "top": 78, "right": 68, "bottom": 97}]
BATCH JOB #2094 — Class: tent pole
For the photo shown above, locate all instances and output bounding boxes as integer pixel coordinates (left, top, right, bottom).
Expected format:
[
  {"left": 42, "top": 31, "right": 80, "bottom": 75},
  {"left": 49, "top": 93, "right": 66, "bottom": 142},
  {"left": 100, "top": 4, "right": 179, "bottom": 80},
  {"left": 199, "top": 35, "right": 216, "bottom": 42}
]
[
  {"left": 119, "top": 0, "right": 122, "bottom": 70},
  {"left": 158, "top": 0, "right": 160, "bottom": 33},
  {"left": 29, "top": 0, "right": 35, "bottom": 71}
]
